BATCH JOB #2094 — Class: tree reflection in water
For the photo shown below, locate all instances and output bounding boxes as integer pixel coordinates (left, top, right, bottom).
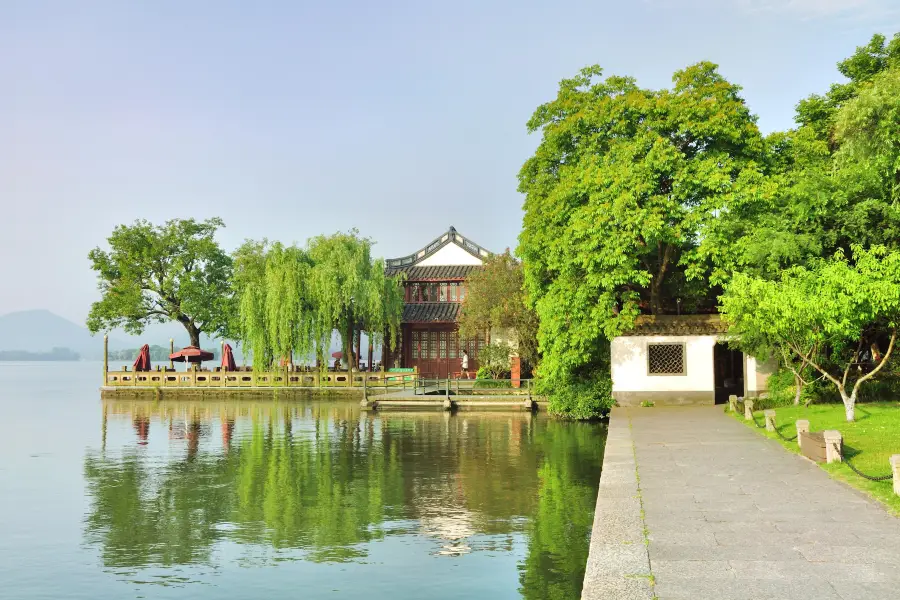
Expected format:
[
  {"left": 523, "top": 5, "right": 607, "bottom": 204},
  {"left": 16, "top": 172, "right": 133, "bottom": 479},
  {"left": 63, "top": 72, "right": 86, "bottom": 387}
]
[{"left": 84, "top": 400, "right": 605, "bottom": 598}]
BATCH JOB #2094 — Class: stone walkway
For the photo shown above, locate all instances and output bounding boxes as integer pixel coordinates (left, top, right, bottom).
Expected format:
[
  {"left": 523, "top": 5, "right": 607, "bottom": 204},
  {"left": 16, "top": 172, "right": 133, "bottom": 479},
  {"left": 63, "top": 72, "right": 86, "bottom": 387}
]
[{"left": 582, "top": 406, "right": 900, "bottom": 600}]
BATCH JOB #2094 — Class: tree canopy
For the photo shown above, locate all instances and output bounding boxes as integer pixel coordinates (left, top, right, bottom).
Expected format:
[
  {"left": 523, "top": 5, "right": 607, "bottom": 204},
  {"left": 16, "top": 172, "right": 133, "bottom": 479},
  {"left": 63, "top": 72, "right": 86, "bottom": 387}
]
[
  {"left": 230, "top": 231, "right": 403, "bottom": 371},
  {"left": 721, "top": 246, "right": 900, "bottom": 422},
  {"left": 458, "top": 250, "right": 538, "bottom": 368},
  {"left": 87, "top": 218, "right": 232, "bottom": 347},
  {"left": 517, "top": 62, "right": 764, "bottom": 415}
]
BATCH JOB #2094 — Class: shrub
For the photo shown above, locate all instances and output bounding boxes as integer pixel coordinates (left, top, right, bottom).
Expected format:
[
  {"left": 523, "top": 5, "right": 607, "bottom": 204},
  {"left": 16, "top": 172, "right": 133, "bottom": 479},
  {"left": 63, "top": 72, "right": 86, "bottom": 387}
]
[
  {"left": 478, "top": 343, "right": 512, "bottom": 379},
  {"left": 538, "top": 372, "right": 613, "bottom": 420}
]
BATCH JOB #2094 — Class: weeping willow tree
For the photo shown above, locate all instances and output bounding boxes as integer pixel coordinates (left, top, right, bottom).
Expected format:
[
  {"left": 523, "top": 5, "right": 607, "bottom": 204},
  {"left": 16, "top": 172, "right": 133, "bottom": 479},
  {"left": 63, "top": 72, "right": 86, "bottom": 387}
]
[
  {"left": 307, "top": 230, "right": 404, "bottom": 369},
  {"left": 232, "top": 231, "right": 403, "bottom": 371},
  {"left": 232, "top": 241, "right": 319, "bottom": 370}
]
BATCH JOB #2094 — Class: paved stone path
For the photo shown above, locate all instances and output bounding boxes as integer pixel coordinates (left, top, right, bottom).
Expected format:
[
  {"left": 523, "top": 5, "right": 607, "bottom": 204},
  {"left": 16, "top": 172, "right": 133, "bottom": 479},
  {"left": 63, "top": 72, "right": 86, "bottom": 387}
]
[{"left": 583, "top": 406, "right": 900, "bottom": 600}]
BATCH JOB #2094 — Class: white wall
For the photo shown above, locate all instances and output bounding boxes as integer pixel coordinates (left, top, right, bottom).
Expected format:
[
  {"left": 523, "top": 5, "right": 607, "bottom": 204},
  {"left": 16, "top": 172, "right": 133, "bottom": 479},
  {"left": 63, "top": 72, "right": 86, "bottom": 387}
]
[
  {"left": 745, "top": 355, "right": 777, "bottom": 395},
  {"left": 611, "top": 335, "right": 716, "bottom": 392},
  {"left": 417, "top": 243, "right": 484, "bottom": 266}
]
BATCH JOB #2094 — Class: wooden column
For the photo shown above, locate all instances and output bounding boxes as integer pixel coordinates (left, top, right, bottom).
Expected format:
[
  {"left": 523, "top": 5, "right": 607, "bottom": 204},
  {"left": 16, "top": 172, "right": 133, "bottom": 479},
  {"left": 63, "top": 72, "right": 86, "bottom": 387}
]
[{"left": 169, "top": 338, "right": 175, "bottom": 370}]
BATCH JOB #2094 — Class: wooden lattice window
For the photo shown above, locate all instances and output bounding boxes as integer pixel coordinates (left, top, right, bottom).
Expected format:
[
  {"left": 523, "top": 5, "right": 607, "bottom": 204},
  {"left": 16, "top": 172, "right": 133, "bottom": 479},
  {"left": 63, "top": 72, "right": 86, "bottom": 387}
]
[
  {"left": 429, "top": 331, "right": 438, "bottom": 359},
  {"left": 412, "top": 331, "right": 421, "bottom": 359},
  {"left": 449, "top": 333, "right": 458, "bottom": 359},
  {"left": 439, "top": 331, "right": 447, "bottom": 359},
  {"left": 648, "top": 343, "right": 686, "bottom": 375}
]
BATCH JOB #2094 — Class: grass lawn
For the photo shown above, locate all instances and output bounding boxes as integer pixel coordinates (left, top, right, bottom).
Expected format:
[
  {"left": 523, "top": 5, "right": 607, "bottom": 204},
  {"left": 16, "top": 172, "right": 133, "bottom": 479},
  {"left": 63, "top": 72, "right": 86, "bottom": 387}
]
[{"left": 732, "top": 402, "right": 900, "bottom": 516}]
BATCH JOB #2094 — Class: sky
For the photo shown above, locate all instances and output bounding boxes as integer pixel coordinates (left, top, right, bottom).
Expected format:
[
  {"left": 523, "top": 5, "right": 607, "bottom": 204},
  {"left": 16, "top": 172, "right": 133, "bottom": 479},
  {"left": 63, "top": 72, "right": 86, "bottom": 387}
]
[{"left": 2, "top": 0, "right": 898, "bottom": 325}]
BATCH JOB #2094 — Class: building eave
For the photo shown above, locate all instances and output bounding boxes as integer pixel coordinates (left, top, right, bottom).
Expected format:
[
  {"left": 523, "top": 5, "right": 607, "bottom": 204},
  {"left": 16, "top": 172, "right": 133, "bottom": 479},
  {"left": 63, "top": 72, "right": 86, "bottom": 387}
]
[{"left": 385, "top": 226, "right": 491, "bottom": 270}]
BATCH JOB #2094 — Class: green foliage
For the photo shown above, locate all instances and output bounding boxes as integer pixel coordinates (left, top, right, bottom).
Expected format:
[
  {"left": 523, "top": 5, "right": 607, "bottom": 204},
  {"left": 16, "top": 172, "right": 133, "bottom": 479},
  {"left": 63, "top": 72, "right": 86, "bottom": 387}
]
[
  {"left": 536, "top": 372, "right": 613, "bottom": 420},
  {"left": 796, "top": 33, "right": 900, "bottom": 144},
  {"left": 640, "top": 400, "right": 655, "bottom": 408},
  {"left": 721, "top": 246, "right": 900, "bottom": 421},
  {"left": 459, "top": 251, "right": 539, "bottom": 368},
  {"left": 477, "top": 342, "right": 512, "bottom": 379},
  {"left": 517, "top": 62, "right": 764, "bottom": 417},
  {"left": 231, "top": 231, "right": 403, "bottom": 371},
  {"left": 87, "top": 218, "right": 232, "bottom": 347},
  {"left": 307, "top": 230, "right": 404, "bottom": 366}
]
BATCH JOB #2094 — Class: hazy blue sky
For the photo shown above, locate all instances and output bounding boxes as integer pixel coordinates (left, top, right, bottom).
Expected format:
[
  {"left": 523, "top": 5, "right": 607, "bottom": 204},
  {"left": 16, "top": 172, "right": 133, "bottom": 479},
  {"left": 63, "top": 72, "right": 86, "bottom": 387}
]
[{"left": 3, "top": 0, "right": 898, "bottom": 325}]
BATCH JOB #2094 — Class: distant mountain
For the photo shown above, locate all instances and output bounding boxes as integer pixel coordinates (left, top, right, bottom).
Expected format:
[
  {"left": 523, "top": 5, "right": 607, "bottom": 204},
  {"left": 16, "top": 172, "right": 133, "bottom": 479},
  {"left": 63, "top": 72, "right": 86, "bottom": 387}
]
[{"left": 0, "top": 310, "right": 125, "bottom": 359}]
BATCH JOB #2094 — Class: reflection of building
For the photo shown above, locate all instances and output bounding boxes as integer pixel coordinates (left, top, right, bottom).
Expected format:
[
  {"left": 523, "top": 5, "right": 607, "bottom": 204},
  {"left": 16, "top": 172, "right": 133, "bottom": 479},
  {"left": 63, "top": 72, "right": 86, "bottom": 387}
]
[
  {"left": 610, "top": 315, "right": 775, "bottom": 406},
  {"left": 418, "top": 508, "right": 476, "bottom": 557},
  {"left": 384, "top": 227, "right": 493, "bottom": 378}
]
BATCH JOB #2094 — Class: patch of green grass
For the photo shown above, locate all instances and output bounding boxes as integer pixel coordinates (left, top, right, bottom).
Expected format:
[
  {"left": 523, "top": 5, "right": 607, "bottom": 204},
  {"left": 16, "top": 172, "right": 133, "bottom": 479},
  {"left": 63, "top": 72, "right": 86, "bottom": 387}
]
[
  {"left": 731, "top": 402, "right": 900, "bottom": 515},
  {"left": 640, "top": 400, "right": 655, "bottom": 408}
]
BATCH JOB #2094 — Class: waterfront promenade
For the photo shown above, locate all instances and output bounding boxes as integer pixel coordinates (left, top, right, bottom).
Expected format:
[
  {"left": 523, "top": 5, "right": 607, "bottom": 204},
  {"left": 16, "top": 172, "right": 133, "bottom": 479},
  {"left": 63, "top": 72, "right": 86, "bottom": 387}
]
[{"left": 583, "top": 406, "right": 900, "bottom": 600}]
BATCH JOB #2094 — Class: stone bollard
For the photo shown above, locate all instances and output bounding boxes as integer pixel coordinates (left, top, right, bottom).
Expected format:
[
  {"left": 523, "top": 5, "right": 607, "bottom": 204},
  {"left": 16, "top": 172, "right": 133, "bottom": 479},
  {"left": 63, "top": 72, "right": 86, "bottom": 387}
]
[
  {"left": 764, "top": 410, "right": 776, "bottom": 432},
  {"left": 891, "top": 455, "right": 900, "bottom": 497},
  {"left": 728, "top": 395, "right": 738, "bottom": 413},
  {"left": 744, "top": 398, "right": 754, "bottom": 421},
  {"left": 823, "top": 430, "right": 842, "bottom": 463},
  {"left": 796, "top": 420, "right": 810, "bottom": 450}
]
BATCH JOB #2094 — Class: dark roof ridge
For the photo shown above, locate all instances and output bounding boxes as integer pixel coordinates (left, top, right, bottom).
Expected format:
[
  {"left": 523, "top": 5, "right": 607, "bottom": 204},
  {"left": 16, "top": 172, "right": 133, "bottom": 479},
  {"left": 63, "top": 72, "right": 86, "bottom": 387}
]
[{"left": 385, "top": 226, "right": 491, "bottom": 269}]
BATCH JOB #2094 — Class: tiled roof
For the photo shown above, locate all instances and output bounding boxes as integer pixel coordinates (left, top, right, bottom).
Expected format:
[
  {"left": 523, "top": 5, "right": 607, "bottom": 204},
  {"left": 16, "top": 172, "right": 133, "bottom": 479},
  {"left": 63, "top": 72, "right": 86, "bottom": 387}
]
[
  {"left": 619, "top": 315, "right": 728, "bottom": 336},
  {"left": 402, "top": 303, "right": 461, "bottom": 323},
  {"left": 387, "top": 265, "right": 480, "bottom": 280}
]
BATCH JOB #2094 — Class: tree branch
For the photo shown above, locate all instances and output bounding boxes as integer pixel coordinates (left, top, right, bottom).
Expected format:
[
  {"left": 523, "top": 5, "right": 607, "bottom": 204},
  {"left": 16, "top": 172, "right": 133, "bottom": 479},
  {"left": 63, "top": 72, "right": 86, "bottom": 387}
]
[
  {"left": 786, "top": 340, "right": 842, "bottom": 388},
  {"left": 851, "top": 329, "right": 897, "bottom": 395}
]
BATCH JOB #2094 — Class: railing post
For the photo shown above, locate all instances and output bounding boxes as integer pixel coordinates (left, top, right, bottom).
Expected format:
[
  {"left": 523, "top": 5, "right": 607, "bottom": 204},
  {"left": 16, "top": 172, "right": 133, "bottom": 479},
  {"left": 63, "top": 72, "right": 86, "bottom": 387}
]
[
  {"left": 891, "top": 455, "right": 900, "bottom": 497},
  {"left": 824, "top": 430, "right": 842, "bottom": 463},
  {"left": 743, "top": 398, "right": 754, "bottom": 421},
  {"left": 764, "top": 410, "right": 776, "bottom": 432},
  {"left": 796, "top": 420, "right": 810, "bottom": 449},
  {"left": 728, "top": 394, "right": 737, "bottom": 413}
]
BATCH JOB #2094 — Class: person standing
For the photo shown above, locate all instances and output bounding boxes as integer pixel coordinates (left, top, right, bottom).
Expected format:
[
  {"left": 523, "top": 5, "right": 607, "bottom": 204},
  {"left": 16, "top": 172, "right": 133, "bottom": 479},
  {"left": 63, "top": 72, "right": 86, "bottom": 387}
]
[{"left": 461, "top": 350, "right": 469, "bottom": 379}]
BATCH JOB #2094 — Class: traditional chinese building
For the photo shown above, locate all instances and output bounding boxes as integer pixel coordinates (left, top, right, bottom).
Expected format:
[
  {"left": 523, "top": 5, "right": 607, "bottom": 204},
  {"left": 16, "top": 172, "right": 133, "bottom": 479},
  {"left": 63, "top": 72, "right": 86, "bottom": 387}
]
[{"left": 383, "top": 226, "right": 492, "bottom": 378}]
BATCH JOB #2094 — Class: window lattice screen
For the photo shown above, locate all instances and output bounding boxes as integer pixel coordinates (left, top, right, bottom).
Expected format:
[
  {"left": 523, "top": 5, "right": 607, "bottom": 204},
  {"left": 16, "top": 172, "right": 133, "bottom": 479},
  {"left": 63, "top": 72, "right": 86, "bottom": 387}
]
[{"left": 648, "top": 344, "right": 685, "bottom": 375}]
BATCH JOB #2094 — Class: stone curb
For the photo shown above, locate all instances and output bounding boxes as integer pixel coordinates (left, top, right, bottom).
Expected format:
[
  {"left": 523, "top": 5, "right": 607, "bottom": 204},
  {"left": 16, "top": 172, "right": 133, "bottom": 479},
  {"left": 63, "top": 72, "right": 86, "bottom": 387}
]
[{"left": 581, "top": 408, "right": 654, "bottom": 600}]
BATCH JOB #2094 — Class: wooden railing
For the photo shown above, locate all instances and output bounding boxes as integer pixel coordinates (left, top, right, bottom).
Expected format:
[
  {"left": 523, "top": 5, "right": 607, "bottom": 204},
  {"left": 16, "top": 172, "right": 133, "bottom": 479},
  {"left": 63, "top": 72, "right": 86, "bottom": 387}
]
[{"left": 104, "top": 367, "right": 418, "bottom": 389}]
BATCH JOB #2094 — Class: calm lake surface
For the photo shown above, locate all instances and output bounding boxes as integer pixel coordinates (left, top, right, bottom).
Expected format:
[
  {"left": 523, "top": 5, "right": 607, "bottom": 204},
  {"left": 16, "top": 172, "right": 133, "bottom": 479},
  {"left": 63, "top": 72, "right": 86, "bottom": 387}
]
[{"left": 0, "top": 362, "right": 606, "bottom": 599}]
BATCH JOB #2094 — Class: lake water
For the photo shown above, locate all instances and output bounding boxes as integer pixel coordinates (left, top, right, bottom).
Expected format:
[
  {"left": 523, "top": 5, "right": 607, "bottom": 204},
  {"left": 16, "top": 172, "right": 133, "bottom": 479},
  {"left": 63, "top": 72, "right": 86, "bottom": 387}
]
[{"left": 0, "top": 362, "right": 606, "bottom": 599}]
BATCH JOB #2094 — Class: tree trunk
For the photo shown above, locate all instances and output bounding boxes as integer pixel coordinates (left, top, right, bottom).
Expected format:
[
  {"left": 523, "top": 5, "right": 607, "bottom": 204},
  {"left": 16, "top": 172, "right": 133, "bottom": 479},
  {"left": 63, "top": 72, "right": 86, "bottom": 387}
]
[
  {"left": 793, "top": 373, "right": 803, "bottom": 406},
  {"left": 182, "top": 322, "right": 201, "bottom": 348},
  {"left": 345, "top": 315, "right": 354, "bottom": 370},
  {"left": 649, "top": 281, "right": 662, "bottom": 315},
  {"left": 839, "top": 387, "right": 856, "bottom": 422},
  {"left": 367, "top": 332, "right": 374, "bottom": 372}
]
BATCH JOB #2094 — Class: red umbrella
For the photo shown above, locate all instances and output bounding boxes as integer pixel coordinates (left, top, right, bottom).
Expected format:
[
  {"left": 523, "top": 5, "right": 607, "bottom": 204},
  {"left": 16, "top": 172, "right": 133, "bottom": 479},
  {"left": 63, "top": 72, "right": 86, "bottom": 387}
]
[
  {"left": 133, "top": 344, "right": 151, "bottom": 371},
  {"left": 331, "top": 351, "right": 343, "bottom": 359},
  {"left": 221, "top": 343, "right": 236, "bottom": 371},
  {"left": 169, "top": 346, "right": 214, "bottom": 363}
]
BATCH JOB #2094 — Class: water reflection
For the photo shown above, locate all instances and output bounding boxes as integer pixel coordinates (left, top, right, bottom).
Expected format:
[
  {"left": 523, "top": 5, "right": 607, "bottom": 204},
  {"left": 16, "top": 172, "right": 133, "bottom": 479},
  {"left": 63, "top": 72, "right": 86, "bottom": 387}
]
[{"left": 85, "top": 400, "right": 605, "bottom": 599}]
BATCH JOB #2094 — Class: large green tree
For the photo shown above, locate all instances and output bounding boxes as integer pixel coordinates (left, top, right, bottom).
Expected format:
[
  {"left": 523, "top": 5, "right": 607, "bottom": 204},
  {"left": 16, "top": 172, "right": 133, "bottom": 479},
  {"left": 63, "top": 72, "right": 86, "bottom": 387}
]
[
  {"left": 517, "top": 62, "right": 764, "bottom": 414},
  {"left": 87, "top": 218, "right": 232, "bottom": 347},
  {"left": 713, "top": 35, "right": 900, "bottom": 407},
  {"left": 458, "top": 250, "right": 539, "bottom": 369},
  {"left": 231, "top": 231, "right": 403, "bottom": 370},
  {"left": 721, "top": 246, "right": 900, "bottom": 422},
  {"left": 307, "top": 231, "right": 403, "bottom": 369},
  {"left": 231, "top": 240, "right": 320, "bottom": 370},
  {"left": 708, "top": 34, "right": 900, "bottom": 284}
]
